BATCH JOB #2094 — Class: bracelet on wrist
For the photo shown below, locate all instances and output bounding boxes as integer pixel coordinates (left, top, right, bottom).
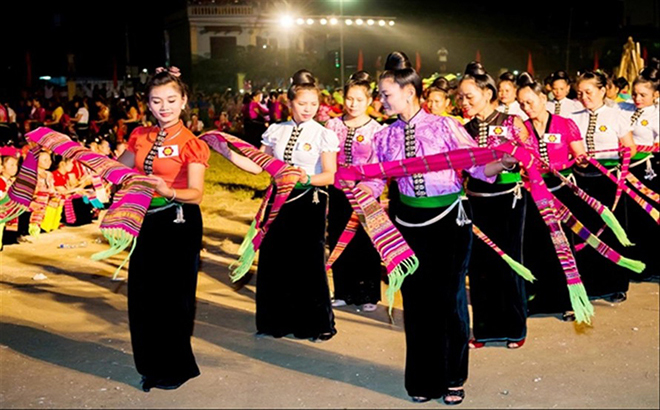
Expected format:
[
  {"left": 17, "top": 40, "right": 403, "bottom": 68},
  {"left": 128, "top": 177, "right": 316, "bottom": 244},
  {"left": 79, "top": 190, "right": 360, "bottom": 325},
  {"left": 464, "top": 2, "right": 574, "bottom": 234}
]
[
  {"left": 302, "top": 174, "right": 312, "bottom": 186},
  {"left": 167, "top": 189, "right": 177, "bottom": 202},
  {"left": 501, "top": 160, "right": 516, "bottom": 171}
]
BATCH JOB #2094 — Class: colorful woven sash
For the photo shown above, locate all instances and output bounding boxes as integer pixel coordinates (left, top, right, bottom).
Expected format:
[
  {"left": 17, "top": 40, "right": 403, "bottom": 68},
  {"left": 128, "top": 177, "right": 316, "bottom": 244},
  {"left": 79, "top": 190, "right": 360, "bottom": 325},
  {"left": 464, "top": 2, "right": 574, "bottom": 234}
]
[
  {"left": 2, "top": 128, "right": 157, "bottom": 278},
  {"left": 199, "top": 131, "right": 300, "bottom": 282},
  {"left": 335, "top": 142, "right": 624, "bottom": 324}
]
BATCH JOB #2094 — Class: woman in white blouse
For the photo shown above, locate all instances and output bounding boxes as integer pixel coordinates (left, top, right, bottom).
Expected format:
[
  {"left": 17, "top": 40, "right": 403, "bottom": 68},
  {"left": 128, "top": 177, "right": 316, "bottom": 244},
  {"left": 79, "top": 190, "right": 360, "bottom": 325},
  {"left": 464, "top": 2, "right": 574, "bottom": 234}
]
[
  {"left": 256, "top": 69, "right": 340, "bottom": 342},
  {"left": 571, "top": 70, "right": 636, "bottom": 304}
]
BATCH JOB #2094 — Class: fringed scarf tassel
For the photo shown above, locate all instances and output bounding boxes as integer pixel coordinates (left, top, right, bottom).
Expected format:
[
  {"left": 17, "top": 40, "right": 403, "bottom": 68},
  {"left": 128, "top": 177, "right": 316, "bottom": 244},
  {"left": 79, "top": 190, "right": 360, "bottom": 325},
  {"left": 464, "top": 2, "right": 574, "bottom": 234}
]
[
  {"left": 568, "top": 282, "right": 595, "bottom": 324},
  {"left": 472, "top": 224, "right": 536, "bottom": 282},
  {"left": 229, "top": 220, "right": 259, "bottom": 282},
  {"left": 383, "top": 255, "right": 419, "bottom": 316},
  {"left": 91, "top": 228, "right": 138, "bottom": 279}
]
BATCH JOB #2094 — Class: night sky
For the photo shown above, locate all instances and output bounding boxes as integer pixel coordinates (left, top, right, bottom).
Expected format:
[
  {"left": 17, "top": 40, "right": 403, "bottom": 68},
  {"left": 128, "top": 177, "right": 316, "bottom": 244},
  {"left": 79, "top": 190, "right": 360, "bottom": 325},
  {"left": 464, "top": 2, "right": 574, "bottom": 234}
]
[{"left": 3, "top": 0, "right": 658, "bottom": 97}]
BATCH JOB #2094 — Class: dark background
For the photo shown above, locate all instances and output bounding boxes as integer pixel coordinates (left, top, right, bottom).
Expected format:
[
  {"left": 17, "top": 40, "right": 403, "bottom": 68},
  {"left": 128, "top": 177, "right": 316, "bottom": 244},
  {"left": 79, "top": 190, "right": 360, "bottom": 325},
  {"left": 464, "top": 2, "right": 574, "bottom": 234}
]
[{"left": 3, "top": 0, "right": 659, "bottom": 98}]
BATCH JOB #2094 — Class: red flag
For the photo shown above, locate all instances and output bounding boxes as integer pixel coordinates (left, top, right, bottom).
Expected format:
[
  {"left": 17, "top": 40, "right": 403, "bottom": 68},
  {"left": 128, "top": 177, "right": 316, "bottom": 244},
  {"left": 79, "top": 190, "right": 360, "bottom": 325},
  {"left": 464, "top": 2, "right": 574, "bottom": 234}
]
[
  {"left": 527, "top": 51, "right": 534, "bottom": 76},
  {"left": 357, "top": 49, "right": 364, "bottom": 71},
  {"left": 593, "top": 50, "right": 599, "bottom": 71},
  {"left": 476, "top": 49, "right": 482, "bottom": 63},
  {"left": 416, "top": 51, "right": 422, "bottom": 73},
  {"left": 112, "top": 56, "right": 118, "bottom": 88},
  {"left": 643, "top": 46, "right": 648, "bottom": 63}
]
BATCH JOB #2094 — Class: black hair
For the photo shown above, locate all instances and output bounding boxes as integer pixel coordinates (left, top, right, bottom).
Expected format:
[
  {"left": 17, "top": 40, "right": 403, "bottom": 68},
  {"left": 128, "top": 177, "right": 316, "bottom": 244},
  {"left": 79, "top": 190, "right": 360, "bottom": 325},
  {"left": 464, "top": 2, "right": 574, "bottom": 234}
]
[
  {"left": 344, "top": 70, "right": 373, "bottom": 97},
  {"left": 613, "top": 77, "right": 629, "bottom": 90},
  {"left": 287, "top": 69, "right": 319, "bottom": 101},
  {"left": 498, "top": 71, "right": 517, "bottom": 85},
  {"left": 549, "top": 70, "right": 572, "bottom": 86},
  {"left": 633, "top": 57, "right": 660, "bottom": 92},
  {"left": 460, "top": 61, "right": 498, "bottom": 103},
  {"left": 516, "top": 72, "right": 545, "bottom": 96},
  {"left": 423, "top": 77, "right": 451, "bottom": 99},
  {"left": 577, "top": 70, "right": 608, "bottom": 89},
  {"left": 146, "top": 69, "right": 189, "bottom": 101},
  {"left": 379, "top": 51, "right": 423, "bottom": 98}
]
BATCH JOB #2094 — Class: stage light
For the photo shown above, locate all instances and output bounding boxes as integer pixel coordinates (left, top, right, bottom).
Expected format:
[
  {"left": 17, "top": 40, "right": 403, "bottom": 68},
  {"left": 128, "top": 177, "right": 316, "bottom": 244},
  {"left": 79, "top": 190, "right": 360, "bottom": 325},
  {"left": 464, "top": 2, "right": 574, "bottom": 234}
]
[
  {"left": 345, "top": 19, "right": 353, "bottom": 25},
  {"left": 356, "top": 19, "right": 363, "bottom": 25},
  {"left": 367, "top": 19, "right": 374, "bottom": 25},
  {"left": 320, "top": 18, "right": 328, "bottom": 25},
  {"left": 280, "top": 16, "right": 294, "bottom": 27},
  {"left": 306, "top": 18, "right": 314, "bottom": 25},
  {"left": 330, "top": 17, "right": 338, "bottom": 25},
  {"left": 389, "top": 20, "right": 395, "bottom": 26},
  {"left": 296, "top": 18, "right": 305, "bottom": 25},
  {"left": 378, "top": 20, "right": 386, "bottom": 26}
]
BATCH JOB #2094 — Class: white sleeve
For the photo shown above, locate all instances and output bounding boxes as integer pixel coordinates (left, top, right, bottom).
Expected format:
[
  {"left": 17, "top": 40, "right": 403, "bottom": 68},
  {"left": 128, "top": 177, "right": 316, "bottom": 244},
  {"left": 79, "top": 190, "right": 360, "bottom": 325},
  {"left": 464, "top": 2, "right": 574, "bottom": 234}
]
[
  {"left": 260, "top": 123, "right": 280, "bottom": 147},
  {"left": 319, "top": 128, "right": 340, "bottom": 153}
]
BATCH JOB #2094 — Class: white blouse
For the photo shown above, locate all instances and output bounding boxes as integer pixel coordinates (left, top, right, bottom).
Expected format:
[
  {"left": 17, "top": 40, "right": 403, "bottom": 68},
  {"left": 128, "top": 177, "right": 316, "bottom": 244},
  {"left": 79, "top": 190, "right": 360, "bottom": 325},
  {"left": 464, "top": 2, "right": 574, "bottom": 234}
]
[
  {"left": 261, "top": 119, "right": 340, "bottom": 175},
  {"left": 620, "top": 104, "right": 659, "bottom": 147},
  {"left": 546, "top": 97, "right": 584, "bottom": 120},
  {"left": 572, "top": 104, "right": 633, "bottom": 160},
  {"left": 497, "top": 101, "right": 528, "bottom": 121}
]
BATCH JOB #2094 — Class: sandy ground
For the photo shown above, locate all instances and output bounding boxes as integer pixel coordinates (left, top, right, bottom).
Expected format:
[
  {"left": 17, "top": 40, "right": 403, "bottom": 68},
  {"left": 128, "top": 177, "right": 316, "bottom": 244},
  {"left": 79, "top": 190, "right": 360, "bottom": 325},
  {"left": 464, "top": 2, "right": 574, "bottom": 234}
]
[{"left": 1, "top": 199, "right": 659, "bottom": 409}]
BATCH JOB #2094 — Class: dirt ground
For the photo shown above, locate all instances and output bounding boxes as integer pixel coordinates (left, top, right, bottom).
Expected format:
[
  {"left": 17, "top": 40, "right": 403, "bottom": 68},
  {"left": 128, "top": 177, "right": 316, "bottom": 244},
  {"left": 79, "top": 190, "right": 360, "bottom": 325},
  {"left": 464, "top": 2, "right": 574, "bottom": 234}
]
[{"left": 1, "top": 196, "right": 659, "bottom": 409}]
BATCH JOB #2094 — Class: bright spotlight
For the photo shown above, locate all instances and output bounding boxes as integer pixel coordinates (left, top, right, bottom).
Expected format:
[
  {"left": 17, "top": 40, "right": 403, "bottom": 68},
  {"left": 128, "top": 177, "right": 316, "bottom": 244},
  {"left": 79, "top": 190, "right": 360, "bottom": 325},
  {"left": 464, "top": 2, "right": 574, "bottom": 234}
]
[
  {"left": 367, "top": 19, "right": 374, "bottom": 25},
  {"left": 280, "top": 16, "right": 294, "bottom": 27},
  {"left": 356, "top": 19, "right": 363, "bottom": 25},
  {"left": 513, "top": 70, "right": 519, "bottom": 75},
  {"left": 330, "top": 17, "right": 338, "bottom": 25},
  {"left": 320, "top": 18, "right": 328, "bottom": 25},
  {"left": 345, "top": 19, "right": 353, "bottom": 25},
  {"left": 378, "top": 20, "right": 386, "bottom": 26},
  {"left": 389, "top": 20, "right": 395, "bottom": 26},
  {"left": 306, "top": 18, "right": 314, "bottom": 25},
  {"left": 296, "top": 18, "right": 305, "bottom": 25}
]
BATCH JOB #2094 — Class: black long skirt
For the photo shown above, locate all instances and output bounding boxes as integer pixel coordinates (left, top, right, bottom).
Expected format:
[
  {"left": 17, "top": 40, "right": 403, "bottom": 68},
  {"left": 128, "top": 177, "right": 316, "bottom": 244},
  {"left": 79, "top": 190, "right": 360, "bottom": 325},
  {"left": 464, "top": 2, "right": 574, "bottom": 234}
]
[
  {"left": 622, "top": 158, "right": 660, "bottom": 280},
  {"left": 394, "top": 199, "right": 472, "bottom": 398},
  {"left": 572, "top": 165, "right": 630, "bottom": 299},
  {"left": 327, "top": 186, "right": 382, "bottom": 305},
  {"left": 525, "top": 175, "right": 576, "bottom": 316},
  {"left": 467, "top": 179, "right": 527, "bottom": 343},
  {"left": 128, "top": 203, "right": 202, "bottom": 386},
  {"left": 256, "top": 187, "right": 337, "bottom": 340}
]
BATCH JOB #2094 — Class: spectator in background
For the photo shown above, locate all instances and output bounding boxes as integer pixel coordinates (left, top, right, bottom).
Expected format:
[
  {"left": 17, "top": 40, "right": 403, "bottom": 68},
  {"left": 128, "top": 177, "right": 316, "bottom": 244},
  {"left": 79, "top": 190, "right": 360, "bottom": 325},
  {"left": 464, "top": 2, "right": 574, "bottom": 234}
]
[{"left": 186, "top": 113, "right": 205, "bottom": 135}]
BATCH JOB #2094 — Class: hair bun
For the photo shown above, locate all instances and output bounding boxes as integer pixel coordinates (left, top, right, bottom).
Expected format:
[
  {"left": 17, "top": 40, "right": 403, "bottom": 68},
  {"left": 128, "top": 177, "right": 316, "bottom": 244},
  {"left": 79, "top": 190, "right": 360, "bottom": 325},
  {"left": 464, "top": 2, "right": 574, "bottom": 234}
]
[
  {"left": 290, "top": 69, "right": 316, "bottom": 86},
  {"left": 516, "top": 72, "right": 535, "bottom": 88},
  {"left": 464, "top": 61, "right": 486, "bottom": 76},
  {"left": 430, "top": 77, "right": 450, "bottom": 92},
  {"left": 349, "top": 70, "right": 372, "bottom": 83},
  {"left": 384, "top": 51, "right": 412, "bottom": 71},
  {"left": 640, "top": 57, "right": 660, "bottom": 81}
]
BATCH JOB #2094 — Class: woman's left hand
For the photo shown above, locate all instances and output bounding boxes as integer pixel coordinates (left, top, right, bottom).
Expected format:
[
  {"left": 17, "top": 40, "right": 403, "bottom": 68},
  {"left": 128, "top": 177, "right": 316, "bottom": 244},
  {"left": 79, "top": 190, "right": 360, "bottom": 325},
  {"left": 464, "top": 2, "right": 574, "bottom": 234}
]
[
  {"left": 150, "top": 175, "right": 172, "bottom": 197},
  {"left": 501, "top": 153, "right": 518, "bottom": 169}
]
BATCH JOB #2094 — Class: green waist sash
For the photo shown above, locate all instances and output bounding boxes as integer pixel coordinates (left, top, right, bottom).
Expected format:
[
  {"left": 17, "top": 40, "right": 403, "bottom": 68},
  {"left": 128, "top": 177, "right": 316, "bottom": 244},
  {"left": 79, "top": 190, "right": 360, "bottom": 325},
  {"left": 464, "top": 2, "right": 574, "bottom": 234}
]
[
  {"left": 400, "top": 190, "right": 463, "bottom": 209},
  {"left": 496, "top": 171, "right": 522, "bottom": 184},
  {"left": 149, "top": 196, "right": 170, "bottom": 208}
]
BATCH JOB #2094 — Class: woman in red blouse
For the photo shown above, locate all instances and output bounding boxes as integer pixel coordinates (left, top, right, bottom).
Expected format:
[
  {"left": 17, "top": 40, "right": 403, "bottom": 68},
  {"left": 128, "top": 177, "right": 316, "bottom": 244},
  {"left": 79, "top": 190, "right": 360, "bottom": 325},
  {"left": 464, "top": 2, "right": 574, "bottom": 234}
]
[{"left": 117, "top": 67, "right": 210, "bottom": 393}]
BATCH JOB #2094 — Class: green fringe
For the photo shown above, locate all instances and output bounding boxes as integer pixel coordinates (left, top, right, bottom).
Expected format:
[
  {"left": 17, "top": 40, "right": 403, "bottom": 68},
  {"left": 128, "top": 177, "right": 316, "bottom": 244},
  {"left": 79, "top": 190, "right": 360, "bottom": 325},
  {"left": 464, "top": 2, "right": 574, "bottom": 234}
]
[
  {"left": 502, "top": 254, "right": 536, "bottom": 282},
  {"left": 111, "top": 237, "right": 138, "bottom": 280},
  {"left": 91, "top": 228, "right": 134, "bottom": 261},
  {"left": 568, "top": 283, "right": 595, "bottom": 325},
  {"left": 28, "top": 223, "right": 41, "bottom": 239},
  {"left": 385, "top": 256, "right": 420, "bottom": 321},
  {"left": 229, "top": 241, "right": 256, "bottom": 283},
  {"left": 0, "top": 200, "right": 27, "bottom": 225},
  {"left": 238, "top": 220, "right": 257, "bottom": 255},
  {"left": 619, "top": 256, "right": 646, "bottom": 274},
  {"left": 601, "top": 207, "right": 633, "bottom": 247}
]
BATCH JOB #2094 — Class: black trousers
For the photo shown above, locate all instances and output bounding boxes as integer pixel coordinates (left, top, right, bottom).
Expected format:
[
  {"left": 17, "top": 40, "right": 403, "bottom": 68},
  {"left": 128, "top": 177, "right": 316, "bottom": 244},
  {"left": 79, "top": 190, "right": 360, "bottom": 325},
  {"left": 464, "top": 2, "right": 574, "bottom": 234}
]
[
  {"left": 395, "top": 200, "right": 472, "bottom": 398},
  {"left": 256, "top": 187, "right": 337, "bottom": 340},
  {"left": 467, "top": 179, "right": 527, "bottom": 343},
  {"left": 128, "top": 204, "right": 202, "bottom": 384}
]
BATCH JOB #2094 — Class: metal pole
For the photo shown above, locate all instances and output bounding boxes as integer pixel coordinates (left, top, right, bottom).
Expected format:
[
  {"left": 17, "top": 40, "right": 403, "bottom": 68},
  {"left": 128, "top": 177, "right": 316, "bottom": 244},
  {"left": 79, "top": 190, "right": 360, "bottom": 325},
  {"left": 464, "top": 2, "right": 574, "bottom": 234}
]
[{"left": 339, "top": 0, "right": 345, "bottom": 86}]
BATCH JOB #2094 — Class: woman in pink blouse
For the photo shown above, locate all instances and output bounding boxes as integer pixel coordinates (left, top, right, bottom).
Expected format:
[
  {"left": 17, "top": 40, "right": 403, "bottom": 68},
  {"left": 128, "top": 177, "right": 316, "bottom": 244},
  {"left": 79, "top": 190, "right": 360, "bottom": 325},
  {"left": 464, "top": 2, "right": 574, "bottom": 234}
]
[
  {"left": 358, "top": 51, "right": 516, "bottom": 405},
  {"left": 516, "top": 72, "right": 587, "bottom": 322},
  {"left": 326, "top": 71, "right": 385, "bottom": 312}
]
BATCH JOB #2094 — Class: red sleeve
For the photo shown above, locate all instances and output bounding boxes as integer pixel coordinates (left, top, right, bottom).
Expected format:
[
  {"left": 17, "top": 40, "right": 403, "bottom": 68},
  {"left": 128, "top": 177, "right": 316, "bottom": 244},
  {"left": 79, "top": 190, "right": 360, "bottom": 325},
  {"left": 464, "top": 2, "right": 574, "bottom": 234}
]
[
  {"left": 180, "top": 138, "right": 211, "bottom": 168},
  {"left": 127, "top": 127, "right": 146, "bottom": 154},
  {"left": 0, "top": 178, "right": 7, "bottom": 193}
]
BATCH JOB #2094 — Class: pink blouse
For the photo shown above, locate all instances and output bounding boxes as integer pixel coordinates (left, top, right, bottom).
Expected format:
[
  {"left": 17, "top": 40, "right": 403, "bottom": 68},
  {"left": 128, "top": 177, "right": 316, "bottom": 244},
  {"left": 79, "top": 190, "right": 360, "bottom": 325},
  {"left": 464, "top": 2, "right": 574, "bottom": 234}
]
[{"left": 523, "top": 114, "right": 582, "bottom": 172}]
